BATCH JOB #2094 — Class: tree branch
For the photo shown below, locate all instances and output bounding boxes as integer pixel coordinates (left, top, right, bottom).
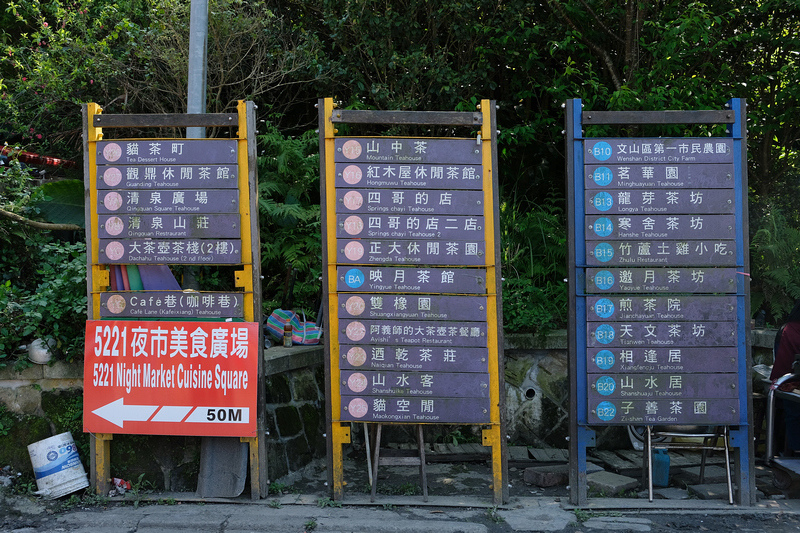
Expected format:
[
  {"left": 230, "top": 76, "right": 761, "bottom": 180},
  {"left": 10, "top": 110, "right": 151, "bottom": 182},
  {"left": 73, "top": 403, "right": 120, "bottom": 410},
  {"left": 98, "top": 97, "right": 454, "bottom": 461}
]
[{"left": 0, "top": 207, "right": 82, "bottom": 231}]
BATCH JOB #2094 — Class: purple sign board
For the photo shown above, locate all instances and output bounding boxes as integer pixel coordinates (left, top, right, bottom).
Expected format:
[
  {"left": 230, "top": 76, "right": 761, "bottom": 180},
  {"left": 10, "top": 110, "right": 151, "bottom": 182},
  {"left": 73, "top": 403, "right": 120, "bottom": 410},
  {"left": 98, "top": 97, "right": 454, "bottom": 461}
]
[
  {"left": 341, "top": 370, "right": 490, "bottom": 398},
  {"left": 584, "top": 138, "right": 733, "bottom": 165},
  {"left": 337, "top": 266, "right": 488, "bottom": 294},
  {"left": 587, "top": 321, "right": 737, "bottom": 348},
  {"left": 340, "top": 345, "right": 488, "bottom": 373},
  {"left": 341, "top": 395, "right": 491, "bottom": 424},
  {"left": 97, "top": 140, "right": 238, "bottom": 165},
  {"left": 334, "top": 138, "right": 482, "bottom": 165},
  {"left": 337, "top": 214, "right": 484, "bottom": 240},
  {"left": 587, "top": 239, "right": 736, "bottom": 267},
  {"left": 586, "top": 267, "right": 738, "bottom": 294},
  {"left": 99, "top": 239, "right": 241, "bottom": 265},
  {"left": 587, "top": 295, "right": 737, "bottom": 322},
  {"left": 588, "top": 372, "right": 739, "bottom": 400},
  {"left": 585, "top": 164, "right": 734, "bottom": 190},
  {"left": 97, "top": 165, "right": 238, "bottom": 189},
  {"left": 338, "top": 294, "right": 488, "bottom": 322},
  {"left": 337, "top": 239, "right": 486, "bottom": 266},
  {"left": 586, "top": 188, "right": 735, "bottom": 215},
  {"left": 585, "top": 214, "right": 735, "bottom": 240},
  {"left": 98, "top": 214, "right": 240, "bottom": 239},
  {"left": 97, "top": 189, "right": 239, "bottom": 215},
  {"left": 100, "top": 291, "right": 244, "bottom": 318},
  {"left": 588, "top": 398, "right": 739, "bottom": 425},
  {"left": 335, "top": 162, "right": 483, "bottom": 190},
  {"left": 336, "top": 189, "right": 484, "bottom": 216},
  {"left": 587, "top": 346, "right": 738, "bottom": 374},
  {"left": 340, "top": 319, "right": 487, "bottom": 348}
]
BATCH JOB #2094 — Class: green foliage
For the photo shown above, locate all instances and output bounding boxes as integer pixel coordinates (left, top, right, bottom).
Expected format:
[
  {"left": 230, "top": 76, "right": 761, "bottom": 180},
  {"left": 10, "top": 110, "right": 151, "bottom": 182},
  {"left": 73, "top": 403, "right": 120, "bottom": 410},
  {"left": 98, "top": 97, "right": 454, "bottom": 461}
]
[
  {"left": 751, "top": 206, "right": 800, "bottom": 324},
  {"left": 501, "top": 201, "right": 568, "bottom": 334},
  {"left": 34, "top": 179, "right": 85, "bottom": 227},
  {"left": 316, "top": 496, "right": 341, "bottom": 508},
  {"left": 0, "top": 237, "right": 86, "bottom": 365},
  {"left": 257, "top": 123, "right": 321, "bottom": 316}
]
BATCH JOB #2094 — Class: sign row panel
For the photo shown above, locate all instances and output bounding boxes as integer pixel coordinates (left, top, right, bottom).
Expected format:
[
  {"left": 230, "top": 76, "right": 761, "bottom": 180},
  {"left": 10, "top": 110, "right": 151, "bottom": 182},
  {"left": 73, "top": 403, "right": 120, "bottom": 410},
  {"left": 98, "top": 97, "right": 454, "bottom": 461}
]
[
  {"left": 97, "top": 140, "right": 238, "bottom": 165},
  {"left": 584, "top": 138, "right": 733, "bottom": 165},
  {"left": 585, "top": 214, "right": 735, "bottom": 240},
  {"left": 587, "top": 346, "right": 738, "bottom": 374},
  {"left": 586, "top": 188, "right": 734, "bottom": 215},
  {"left": 337, "top": 294, "right": 487, "bottom": 321},
  {"left": 585, "top": 164, "right": 734, "bottom": 189},
  {"left": 341, "top": 395, "right": 491, "bottom": 424},
  {"left": 587, "top": 240, "right": 735, "bottom": 267},
  {"left": 97, "top": 165, "right": 238, "bottom": 189},
  {"left": 588, "top": 321, "right": 737, "bottom": 347},
  {"left": 335, "top": 162, "right": 483, "bottom": 189},
  {"left": 588, "top": 397, "right": 739, "bottom": 425},
  {"left": 586, "top": 267, "right": 738, "bottom": 293},
  {"left": 337, "top": 266, "right": 488, "bottom": 294},
  {"left": 100, "top": 291, "right": 244, "bottom": 318},
  {"left": 340, "top": 345, "right": 489, "bottom": 373},
  {"left": 334, "top": 138, "right": 482, "bottom": 165},
  {"left": 588, "top": 372, "right": 738, "bottom": 400},
  {"left": 586, "top": 295, "right": 736, "bottom": 322}
]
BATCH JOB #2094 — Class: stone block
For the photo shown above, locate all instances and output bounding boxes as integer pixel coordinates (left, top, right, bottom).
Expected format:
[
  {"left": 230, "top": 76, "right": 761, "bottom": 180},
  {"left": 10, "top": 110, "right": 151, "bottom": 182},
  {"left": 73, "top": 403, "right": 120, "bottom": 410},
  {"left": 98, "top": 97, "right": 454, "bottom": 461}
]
[
  {"left": 587, "top": 470, "right": 639, "bottom": 495},
  {"left": 0, "top": 364, "right": 43, "bottom": 381},
  {"left": 42, "top": 361, "right": 82, "bottom": 380},
  {"left": 274, "top": 405, "right": 303, "bottom": 437},
  {"left": 678, "top": 464, "right": 730, "bottom": 484},
  {"left": 265, "top": 374, "right": 292, "bottom": 404},
  {"left": 524, "top": 464, "right": 568, "bottom": 487},
  {"left": 291, "top": 369, "right": 321, "bottom": 402}
]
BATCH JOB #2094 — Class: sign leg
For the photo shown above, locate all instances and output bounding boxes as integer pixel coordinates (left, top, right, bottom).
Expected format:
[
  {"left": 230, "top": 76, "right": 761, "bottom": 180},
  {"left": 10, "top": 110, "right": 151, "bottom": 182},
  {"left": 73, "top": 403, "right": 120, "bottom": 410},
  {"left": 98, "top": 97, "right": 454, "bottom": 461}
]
[{"left": 90, "top": 433, "right": 113, "bottom": 496}]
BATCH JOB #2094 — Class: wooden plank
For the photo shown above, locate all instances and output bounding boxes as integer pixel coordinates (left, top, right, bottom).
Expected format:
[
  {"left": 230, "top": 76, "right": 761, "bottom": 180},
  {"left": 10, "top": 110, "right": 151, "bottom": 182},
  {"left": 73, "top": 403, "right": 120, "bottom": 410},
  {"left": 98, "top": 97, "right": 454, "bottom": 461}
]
[
  {"left": 581, "top": 110, "right": 735, "bottom": 125},
  {"left": 379, "top": 457, "right": 421, "bottom": 466},
  {"left": 462, "top": 443, "right": 490, "bottom": 455},
  {"left": 616, "top": 449, "right": 644, "bottom": 465},
  {"left": 529, "top": 448, "right": 569, "bottom": 462},
  {"left": 93, "top": 113, "right": 239, "bottom": 128},
  {"left": 589, "top": 450, "right": 637, "bottom": 473},
  {"left": 508, "top": 446, "right": 531, "bottom": 461},
  {"left": 330, "top": 109, "right": 482, "bottom": 127}
]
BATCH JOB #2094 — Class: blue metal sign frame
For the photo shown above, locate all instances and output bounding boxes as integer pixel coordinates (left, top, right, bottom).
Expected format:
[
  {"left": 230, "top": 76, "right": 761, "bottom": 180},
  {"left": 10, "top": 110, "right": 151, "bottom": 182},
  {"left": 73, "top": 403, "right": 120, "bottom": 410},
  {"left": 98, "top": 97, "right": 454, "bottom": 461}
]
[{"left": 566, "top": 99, "right": 753, "bottom": 506}]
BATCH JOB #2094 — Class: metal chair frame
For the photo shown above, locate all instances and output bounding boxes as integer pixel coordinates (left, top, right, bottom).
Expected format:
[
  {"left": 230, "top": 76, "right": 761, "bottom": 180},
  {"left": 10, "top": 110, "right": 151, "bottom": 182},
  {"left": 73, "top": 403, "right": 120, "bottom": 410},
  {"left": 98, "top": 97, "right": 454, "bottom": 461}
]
[{"left": 644, "top": 425, "right": 733, "bottom": 504}]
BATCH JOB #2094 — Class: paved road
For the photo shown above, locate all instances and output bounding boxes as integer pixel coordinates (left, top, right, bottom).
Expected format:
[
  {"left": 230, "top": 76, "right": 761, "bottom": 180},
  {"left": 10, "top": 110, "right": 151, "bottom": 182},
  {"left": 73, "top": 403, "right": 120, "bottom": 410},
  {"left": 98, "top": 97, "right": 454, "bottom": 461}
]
[{"left": 5, "top": 491, "right": 800, "bottom": 533}]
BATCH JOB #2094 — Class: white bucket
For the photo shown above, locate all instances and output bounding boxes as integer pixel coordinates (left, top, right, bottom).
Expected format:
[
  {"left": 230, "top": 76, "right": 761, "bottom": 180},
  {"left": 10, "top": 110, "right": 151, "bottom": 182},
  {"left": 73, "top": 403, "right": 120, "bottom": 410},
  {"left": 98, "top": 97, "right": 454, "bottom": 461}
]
[{"left": 27, "top": 432, "right": 89, "bottom": 499}]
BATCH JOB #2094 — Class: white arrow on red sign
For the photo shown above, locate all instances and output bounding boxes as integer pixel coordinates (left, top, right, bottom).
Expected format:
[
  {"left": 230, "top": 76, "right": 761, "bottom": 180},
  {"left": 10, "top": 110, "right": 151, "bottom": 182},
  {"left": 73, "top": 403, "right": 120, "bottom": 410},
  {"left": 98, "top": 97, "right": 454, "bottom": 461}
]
[{"left": 92, "top": 398, "right": 248, "bottom": 428}]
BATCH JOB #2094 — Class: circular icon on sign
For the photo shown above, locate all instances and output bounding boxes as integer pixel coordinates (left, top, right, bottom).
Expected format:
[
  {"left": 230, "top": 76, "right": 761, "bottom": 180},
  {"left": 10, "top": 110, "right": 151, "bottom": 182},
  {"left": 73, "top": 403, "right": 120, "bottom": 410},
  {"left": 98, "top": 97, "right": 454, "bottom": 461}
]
[
  {"left": 102, "top": 142, "right": 122, "bottom": 162},
  {"left": 343, "top": 215, "right": 364, "bottom": 236},
  {"left": 106, "top": 294, "right": 127, "bottom": 315},
  {"left": 102, "top": 167, "right": 122, "bottom": 187},
  {"left": 47, "top": 451, "right": 59, "bottom": 462},
  {"left": 593, "top": 270, "right": 615, "bottom": 291},
  {"left": 342, "top": 190, "right": 364, "bottom": 210},
  {"left": 105, "top": 241, "right": 125, "bottom": 261},
  {"left": 590, "top": 141, "right": 612, "bottom": 161},
  {"left": 344, "top": 268, "right": 365, "bottom": 288},
  {"left": 348, "top": 397, "right": 369, "bottom": 418},
  {"left": 343, "top": 241, "right": 364, "bottom": 261},
  {"left": 595, "top": 375, "right": 617, "bottom": 396},
  {"left": 342, "top": 165, "right": 363, "bottom": 185},
  {"left": 594, "top": 349, "right": 615, "bottom": 370},
  {"left": 593, "top": 298, "right": 615, "bottom": 318},
  {"left": 593, "top": 243, "right": 614, "bottom": 263},
  {"left": 345, "top": 295, "right": 366, "bottom": 316},
  {"left": 342, "top": 140, "right": 363, "bottom": 160},
  {"left": 592, "top": 191, "right": 614, "bottom": 212},
  {"left": 592, "top": 217, "right": 614, "bottom": 237},
  {"left": 596, "top": 400, "right": 617, "bottom": 422},
  {"left": 347, "top": 372, "right": 368, "bottom": 393},
  {"left": 102, "top": 191, "right": 123, "bottom": 212},
  {"left": 594, "top": 324, "right": 615, "bottom": 345},
  {"left": 346, "top": 346, "right": 367, "bottom": 367},
  {"left": 345, "top": 321, "right": 366, "bottom": 341},
  {"left": 104, "top": 216, "right": 125, "bottom": 236},
  {"left": 591, "top": 166, "right": 613, "bottom": 186}
]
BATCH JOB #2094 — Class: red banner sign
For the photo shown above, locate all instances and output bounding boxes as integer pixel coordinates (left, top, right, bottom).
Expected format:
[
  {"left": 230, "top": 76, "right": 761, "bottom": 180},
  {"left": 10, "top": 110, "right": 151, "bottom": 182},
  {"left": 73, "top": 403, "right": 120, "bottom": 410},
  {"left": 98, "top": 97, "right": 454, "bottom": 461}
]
[{"left": 83, "top": 320, "right": 258, "bottom": 437}]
